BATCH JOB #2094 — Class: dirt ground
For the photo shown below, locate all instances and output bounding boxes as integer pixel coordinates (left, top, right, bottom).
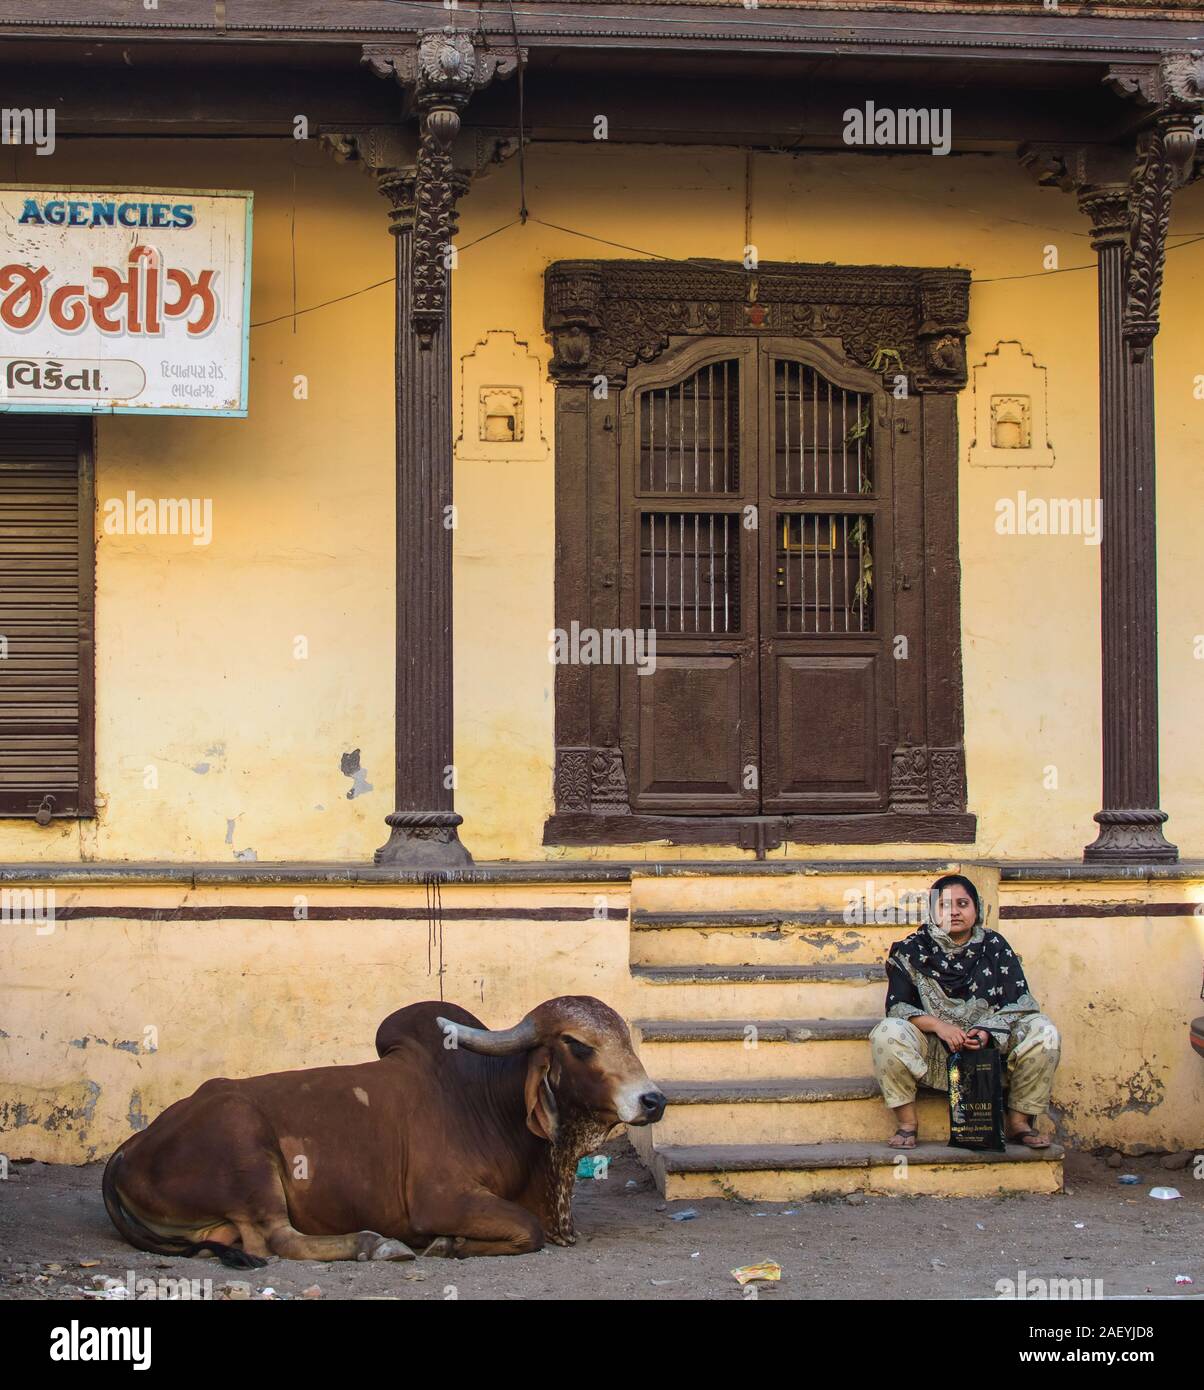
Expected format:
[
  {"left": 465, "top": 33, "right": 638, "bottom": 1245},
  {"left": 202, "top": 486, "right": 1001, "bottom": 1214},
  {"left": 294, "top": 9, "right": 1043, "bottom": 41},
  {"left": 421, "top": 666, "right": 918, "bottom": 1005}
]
[{"left": 2, "top": 1140, "right": 1202, "bottom": 1302}]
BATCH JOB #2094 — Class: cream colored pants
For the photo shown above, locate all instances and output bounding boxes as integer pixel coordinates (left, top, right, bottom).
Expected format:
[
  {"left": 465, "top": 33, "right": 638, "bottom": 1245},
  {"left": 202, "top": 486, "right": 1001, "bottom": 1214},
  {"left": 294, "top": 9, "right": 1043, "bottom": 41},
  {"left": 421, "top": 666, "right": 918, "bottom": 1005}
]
[{"left": 869, "top": 1013, "right": 1060, "bottom": 1115}]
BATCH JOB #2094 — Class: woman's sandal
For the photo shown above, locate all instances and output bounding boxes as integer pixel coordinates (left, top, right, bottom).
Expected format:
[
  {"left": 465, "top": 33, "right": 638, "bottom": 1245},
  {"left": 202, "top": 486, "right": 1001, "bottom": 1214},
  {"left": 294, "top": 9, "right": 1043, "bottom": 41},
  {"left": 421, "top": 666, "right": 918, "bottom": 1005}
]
[
  {"left": 888, "top": 1126, "right": 918, "bottom": 1149},
  {"left": 1007, "top": 1127, "right": 1051, "bottom": 1149}
]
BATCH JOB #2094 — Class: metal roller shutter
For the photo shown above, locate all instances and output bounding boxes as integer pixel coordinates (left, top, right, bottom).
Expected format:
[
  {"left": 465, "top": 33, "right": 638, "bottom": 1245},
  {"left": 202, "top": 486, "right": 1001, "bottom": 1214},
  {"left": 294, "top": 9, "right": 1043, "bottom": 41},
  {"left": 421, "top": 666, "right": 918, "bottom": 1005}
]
[{"left": 0, "top": 416, "right": 93, "bottom": 817}]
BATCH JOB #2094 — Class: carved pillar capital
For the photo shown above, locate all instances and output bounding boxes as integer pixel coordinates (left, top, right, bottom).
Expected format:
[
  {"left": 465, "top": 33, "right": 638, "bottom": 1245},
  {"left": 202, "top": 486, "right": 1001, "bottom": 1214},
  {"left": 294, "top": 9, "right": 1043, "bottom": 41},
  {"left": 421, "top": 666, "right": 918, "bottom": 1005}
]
[
  {"left": 361, "top": 31, "right": 523, "bottom": 346},
  {"left": 1076, "top": 185, "right": 1131, "bottom": 250},
  {"left": 1020, "top": 123, "right": 1196, "bottom": 356},
  {"left": 364, "top": 30, "right": 523, "bottom": 118}
]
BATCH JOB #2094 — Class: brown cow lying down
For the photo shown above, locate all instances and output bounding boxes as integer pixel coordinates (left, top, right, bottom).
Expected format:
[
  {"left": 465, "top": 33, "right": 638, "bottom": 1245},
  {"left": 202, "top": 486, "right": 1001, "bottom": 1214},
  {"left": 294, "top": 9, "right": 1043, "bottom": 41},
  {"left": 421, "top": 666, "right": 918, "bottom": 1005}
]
[{"left": 102, "top": 995, "right": 666, "bottom": 1263}]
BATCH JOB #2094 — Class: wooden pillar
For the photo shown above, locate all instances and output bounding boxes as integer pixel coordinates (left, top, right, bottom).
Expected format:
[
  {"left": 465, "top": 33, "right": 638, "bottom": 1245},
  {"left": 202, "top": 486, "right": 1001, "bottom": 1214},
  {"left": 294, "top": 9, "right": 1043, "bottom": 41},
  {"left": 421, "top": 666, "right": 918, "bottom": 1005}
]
[
  {"left": 1078, "top": 181, "right": 1177, "bottom": 863},
  {"left": 372, "top": 161, "right": 470, "bottom": 867},
  {"left": 349, "top": 32, "right": 521, "bottom": 867},
  {"left": 1024, "top": 69, "right": 1201, "bottom": 862}
]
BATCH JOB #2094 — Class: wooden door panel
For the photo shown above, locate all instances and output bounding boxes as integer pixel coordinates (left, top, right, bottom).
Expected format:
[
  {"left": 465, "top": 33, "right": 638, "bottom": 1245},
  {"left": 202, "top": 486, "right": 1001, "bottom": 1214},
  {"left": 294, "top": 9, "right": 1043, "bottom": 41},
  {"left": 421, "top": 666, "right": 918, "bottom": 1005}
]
[
  {"left": 620, "top": 339, "right": 761, "bottom": 816},
  {"left": 763, "top": 650, "right": 888, "bottom": 809},
  {"left": 757, "top": 341, "right": 895, "bottom": 813},
  {"left": 633, "top": 652, "right": 757, "bottom": 811}
]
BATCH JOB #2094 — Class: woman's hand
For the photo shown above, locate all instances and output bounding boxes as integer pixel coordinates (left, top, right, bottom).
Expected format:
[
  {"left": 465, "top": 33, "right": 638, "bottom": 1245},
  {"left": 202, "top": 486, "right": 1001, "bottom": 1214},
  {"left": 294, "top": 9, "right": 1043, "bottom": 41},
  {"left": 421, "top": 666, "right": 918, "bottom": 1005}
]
[
  {"left": 932, "top": 1020, "right": 971, "bottom": 1050},
  {"left": 962, "top": 1028, "right": 991, "bottom": 1050}
]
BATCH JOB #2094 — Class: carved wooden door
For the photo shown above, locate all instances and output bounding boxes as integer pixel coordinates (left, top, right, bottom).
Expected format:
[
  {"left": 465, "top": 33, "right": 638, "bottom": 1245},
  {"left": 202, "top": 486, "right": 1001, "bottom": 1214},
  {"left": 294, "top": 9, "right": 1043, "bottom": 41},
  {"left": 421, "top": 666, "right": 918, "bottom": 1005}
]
[{"left": 618, "top": 336, "right": 894, "bottom": 815}]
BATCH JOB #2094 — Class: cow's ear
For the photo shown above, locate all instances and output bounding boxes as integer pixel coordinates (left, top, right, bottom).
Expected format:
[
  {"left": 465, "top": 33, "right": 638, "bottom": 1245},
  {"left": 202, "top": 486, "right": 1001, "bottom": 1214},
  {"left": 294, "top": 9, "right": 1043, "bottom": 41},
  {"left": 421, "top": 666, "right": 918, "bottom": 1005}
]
[{"left": 524, "top": 1045, "right": 559, "bottom": 1142}]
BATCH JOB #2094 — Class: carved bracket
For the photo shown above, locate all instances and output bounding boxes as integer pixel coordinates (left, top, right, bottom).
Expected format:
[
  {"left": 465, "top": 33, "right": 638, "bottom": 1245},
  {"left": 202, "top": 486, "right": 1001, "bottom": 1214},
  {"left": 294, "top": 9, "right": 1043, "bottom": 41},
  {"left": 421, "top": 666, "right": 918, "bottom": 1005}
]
[
  {"left": 1123, "top": 123, "right": 1179, "bottom": 355},
  {"left": 1110, "top": 54, "right": 1204, "bottom": 354},
  {"left": 543, "top": 260, "right": 970, "bottom": 391},
  {"left": 322, "top": 127, "right": 417, "bottom": 231},
  {"left": 1022, "top": 96, "right": 1201, "bottom": 357},
  {"left": 1059, "top": 52, "right": 1204, "bottom": 358},
  {"left": 1105, "top": 50, "right": 1204, "bottom": 115}
]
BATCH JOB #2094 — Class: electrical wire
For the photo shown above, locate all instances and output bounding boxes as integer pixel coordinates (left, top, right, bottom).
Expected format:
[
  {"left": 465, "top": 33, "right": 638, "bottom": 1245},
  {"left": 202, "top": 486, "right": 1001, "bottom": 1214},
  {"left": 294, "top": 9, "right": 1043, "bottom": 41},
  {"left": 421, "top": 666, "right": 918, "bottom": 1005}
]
[
  {"left": 250, "top": 43, "right": 1204, "bottom": 337},
  {"left": 250, "top": 222, "right": 1204, "bottom": 329},
  {"left": 251, "top": 276, "right": 396, "bottom": 328}
]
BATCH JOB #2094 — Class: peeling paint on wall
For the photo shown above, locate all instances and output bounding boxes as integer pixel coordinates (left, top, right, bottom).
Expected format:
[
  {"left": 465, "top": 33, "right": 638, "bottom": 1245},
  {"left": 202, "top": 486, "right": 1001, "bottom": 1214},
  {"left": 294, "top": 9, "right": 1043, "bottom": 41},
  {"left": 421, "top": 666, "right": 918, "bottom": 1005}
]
[
  {"left": 127, "top": 1090, "right": 149, "bottom": 1132},
  {"left": 340, "top": 749, "right": 373, "bottom": 800},
  {"left": 68, "top": 1035, "right": 139, "bottom": 1053},
  {"left": 224, "top": 813, "right": 255, "bottom": 860},
  {"left": 0, "top": 1080, "right": 101, "bottom": 1140},
  {"left": 1099, "top": 1063, "right": 1167, "bottom": 1119}
]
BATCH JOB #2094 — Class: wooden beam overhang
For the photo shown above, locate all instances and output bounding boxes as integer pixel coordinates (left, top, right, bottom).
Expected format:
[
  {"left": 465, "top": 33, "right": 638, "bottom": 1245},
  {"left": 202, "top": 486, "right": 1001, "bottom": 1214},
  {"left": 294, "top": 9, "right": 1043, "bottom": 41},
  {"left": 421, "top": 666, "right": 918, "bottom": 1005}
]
[
  {"left": 0, "top": 49, "right": 1179, "bottom": 150},
  {"left": 1, "top": 3, "right": 1200, "bottom": 149},
  {"left": 2, "top": 1, "right": 1203, "bottom": 64}
]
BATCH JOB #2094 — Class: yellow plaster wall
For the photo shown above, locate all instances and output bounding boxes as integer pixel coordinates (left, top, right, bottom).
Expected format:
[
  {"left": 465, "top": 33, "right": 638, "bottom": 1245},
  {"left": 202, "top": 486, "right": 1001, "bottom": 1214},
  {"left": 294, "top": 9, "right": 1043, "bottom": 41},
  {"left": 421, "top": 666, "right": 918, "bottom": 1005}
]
[
  {"left": 1000, "top": 881, "right": 1204, "bottom": 1152},
  {"left": 0, "top": 139, "right": 1202, "bottom": 862},
  {"left": 2, "top": 140, "right": 397, "bottom": 864},
  {"left": 0, "top": 881, "right": 635, "bottom": 1163}
]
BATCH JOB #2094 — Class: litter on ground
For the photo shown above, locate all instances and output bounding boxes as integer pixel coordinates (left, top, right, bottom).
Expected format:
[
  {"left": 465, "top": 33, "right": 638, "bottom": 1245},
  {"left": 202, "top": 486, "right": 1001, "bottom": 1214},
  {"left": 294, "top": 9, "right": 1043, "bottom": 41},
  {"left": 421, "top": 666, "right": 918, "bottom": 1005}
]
[{"left": 731, "top": 1262, "right": 782, "bottom": 1286}]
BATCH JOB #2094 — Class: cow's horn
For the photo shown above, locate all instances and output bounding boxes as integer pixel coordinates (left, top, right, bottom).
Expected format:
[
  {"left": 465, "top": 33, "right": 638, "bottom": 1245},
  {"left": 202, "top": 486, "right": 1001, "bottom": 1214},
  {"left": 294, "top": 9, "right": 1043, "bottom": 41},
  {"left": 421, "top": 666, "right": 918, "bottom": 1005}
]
[{"left": 438, "top": 1014, "right": 539, "bottom": 1055}]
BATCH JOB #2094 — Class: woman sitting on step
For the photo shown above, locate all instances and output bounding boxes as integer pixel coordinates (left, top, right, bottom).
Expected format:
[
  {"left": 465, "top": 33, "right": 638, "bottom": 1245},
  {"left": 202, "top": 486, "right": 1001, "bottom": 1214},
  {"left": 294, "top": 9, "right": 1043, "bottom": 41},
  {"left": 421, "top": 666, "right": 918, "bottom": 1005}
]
[{"left": 869, "top": 873, "right": 1059, "bottom": 1151}]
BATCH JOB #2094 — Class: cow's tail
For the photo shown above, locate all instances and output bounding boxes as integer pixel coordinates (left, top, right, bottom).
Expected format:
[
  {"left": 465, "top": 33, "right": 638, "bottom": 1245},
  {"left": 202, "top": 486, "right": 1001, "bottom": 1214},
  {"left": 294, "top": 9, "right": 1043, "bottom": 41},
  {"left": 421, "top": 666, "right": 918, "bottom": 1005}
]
[{"left": 102, "top": 1148, "right": 268, "bottom": 1270}]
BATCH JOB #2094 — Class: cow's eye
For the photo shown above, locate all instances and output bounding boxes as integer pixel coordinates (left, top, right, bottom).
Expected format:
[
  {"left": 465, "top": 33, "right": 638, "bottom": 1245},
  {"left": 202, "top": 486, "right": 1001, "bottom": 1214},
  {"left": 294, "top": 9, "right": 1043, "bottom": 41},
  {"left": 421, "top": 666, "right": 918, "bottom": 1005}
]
[{"left": 564, "top": 1036, "right": 595, "bottom": 1060}]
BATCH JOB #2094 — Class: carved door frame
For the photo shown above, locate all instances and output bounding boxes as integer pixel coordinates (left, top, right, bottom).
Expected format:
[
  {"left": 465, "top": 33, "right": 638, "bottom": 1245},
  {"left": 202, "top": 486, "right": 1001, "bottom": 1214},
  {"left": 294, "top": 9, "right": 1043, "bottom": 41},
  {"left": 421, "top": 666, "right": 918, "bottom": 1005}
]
[{"left": 543, "top": 257, "right": 975, "bottom": 850}]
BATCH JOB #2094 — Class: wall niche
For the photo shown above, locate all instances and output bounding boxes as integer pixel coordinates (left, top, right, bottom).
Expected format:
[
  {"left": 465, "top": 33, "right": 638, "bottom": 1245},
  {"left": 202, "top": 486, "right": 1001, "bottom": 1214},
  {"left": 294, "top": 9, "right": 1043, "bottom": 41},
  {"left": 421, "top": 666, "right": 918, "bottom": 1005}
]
[
  {"left": 455, "top": 330, "right": 550, "bottom": 463},
  {"left": 967, "top": 340, "right": 1054, "bottom": 469}
]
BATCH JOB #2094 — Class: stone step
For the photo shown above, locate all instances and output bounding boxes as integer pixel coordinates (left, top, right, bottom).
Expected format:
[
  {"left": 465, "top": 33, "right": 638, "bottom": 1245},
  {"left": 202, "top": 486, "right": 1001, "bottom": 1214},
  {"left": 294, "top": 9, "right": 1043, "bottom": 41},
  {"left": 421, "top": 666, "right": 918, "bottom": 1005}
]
[
  {"left": 631, "top": 908, "right": 913, "bottom": 967},
  {"left": 630, "top": 963, "right": 887, "bottom": 1019},
  {"left": 650, "top": 1075, "right": 949, "bottom": 1146},
  {"left": 635, "top": 1138, "right": 1065, "bottom": 1201},
  {"left": 630, "top": 866, "right": 958, "bottom": 914},
  {"left": 633, "top": 1016, "right": 880, "bottom": 1082}
]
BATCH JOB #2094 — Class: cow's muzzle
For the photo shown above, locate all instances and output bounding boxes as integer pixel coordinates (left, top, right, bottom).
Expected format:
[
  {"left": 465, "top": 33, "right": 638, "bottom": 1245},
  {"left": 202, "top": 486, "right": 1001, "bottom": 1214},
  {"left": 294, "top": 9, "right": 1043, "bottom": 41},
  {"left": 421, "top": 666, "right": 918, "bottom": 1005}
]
[{"left": 628, "top": 1089, "right": 667, "bottom": 1125}]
